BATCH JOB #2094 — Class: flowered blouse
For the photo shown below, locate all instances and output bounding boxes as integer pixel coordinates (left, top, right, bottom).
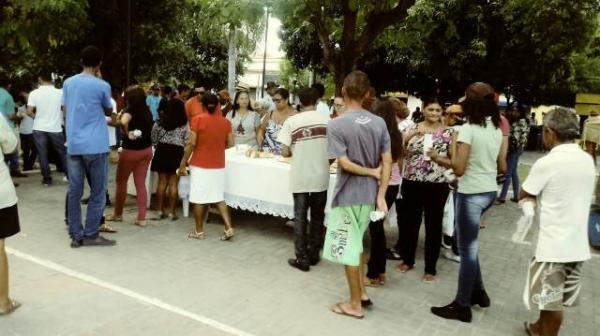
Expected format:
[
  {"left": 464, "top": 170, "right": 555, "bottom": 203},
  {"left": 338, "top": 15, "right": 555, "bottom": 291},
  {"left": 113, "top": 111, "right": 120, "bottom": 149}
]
[
  {"left": 151, "top": 123, "right": 189, "bottom": 148},
  {"left": 508, "top": 118, "right": 530, "bottom": 152},
  {"left": 403, "top": 124, "right": 454, "bottom": 183}
]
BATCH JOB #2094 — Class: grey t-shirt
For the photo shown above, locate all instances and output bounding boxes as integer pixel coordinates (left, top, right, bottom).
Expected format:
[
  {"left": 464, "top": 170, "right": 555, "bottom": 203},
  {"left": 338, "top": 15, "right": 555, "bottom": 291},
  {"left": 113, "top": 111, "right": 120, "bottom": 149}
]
[
  {"left": 328, "top": 109, "right": 391, "bottom": 207},
  {"left": 226, "top": 110, "right": 261, "bottom": 147}
]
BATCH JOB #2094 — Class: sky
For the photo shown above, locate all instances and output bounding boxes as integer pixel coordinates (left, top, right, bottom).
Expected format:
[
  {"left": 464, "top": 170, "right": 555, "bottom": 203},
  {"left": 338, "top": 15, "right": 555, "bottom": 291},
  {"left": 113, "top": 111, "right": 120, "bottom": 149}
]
[{"left": 254, "top": 17, "right": 284, "bottom": 58}]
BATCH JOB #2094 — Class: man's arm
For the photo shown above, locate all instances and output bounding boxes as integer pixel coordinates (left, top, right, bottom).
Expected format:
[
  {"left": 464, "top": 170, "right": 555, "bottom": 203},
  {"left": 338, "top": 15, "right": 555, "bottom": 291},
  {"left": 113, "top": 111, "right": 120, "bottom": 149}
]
[
  {"left": 178, "top": 131, "right": 197, "bottom": 175},
  {"left": 377, "top": 151, "right": 393, "bottom": 212},
  {"left": 26, "top": 106, "right": 36, "bottom": 119},
  {"left": 337, "top": 156, "right": 381, "bottom": 179}
]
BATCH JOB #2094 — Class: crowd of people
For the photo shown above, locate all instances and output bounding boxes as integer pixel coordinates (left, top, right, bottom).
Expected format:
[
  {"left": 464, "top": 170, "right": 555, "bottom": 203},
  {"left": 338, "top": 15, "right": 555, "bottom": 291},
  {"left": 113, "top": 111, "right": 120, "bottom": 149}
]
[{"left": 0, "top": 45, "right": 597, "bottom": 336}]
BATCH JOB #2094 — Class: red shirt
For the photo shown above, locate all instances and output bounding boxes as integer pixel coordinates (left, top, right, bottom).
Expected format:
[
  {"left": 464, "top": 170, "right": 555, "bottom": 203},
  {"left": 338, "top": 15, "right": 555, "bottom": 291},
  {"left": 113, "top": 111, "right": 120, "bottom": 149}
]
[
  {"left": 499, "top": 115, "right": 510, "bottom": 136},
  {"left": 190, "top": 113, "right": 232, "bottom": 169},
  {"left": 185, "top": 96, "right": 222, "bottom": 123}
]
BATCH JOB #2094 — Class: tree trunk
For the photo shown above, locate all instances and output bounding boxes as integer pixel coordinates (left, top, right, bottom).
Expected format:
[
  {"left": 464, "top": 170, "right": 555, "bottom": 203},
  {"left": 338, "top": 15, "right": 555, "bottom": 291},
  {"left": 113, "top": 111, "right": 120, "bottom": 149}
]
[{"left": 227, "top": 28, "right": 237, "bottom": 97}]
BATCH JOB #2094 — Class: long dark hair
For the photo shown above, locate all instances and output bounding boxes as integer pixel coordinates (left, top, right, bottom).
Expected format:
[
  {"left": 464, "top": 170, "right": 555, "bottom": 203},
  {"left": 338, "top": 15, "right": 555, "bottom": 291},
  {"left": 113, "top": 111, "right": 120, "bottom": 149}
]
[
  {"left": 159, "top": 99, "right": 187, "bottom": 131},
  {"left": 124, "top": 86, "right": 153, "bottom": 125},
  {"left": 372, "top": 98, "right": 403, "bottom": 161},
  {"left": 231, "top": 90, "right": 253, "bottom": 118},
  {"left": 201, "top": 93, "right": 219, "bottom": 114}
]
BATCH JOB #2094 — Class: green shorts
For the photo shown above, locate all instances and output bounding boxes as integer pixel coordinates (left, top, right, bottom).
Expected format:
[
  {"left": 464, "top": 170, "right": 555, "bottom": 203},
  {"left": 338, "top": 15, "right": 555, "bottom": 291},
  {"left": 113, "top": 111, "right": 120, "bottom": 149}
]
[{"left": 322, "top": 204, "right": 374, "bottom": 266}]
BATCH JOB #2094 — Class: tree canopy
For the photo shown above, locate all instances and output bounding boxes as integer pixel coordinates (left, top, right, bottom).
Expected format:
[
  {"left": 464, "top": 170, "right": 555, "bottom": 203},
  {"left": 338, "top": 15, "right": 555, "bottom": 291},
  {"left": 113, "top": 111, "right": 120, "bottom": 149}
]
[
  {"left": 0, "top": 0, "right": 264, "bottom": 90},
  {"left": 276, "top": 0, "right": 600, "bottom": 105}
]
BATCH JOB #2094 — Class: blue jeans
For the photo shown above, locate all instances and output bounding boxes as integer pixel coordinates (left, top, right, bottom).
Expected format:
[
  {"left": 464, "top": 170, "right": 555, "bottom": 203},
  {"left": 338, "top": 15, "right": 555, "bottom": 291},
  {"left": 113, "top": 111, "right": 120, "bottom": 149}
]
[
  {"left": 454, "top": 191, "right": 496, "bottom": 306},
  {"left": 499, "top": 150, "right": 522, "bottom": 200},
  {"left": 67, "top": 153, "right": 108, "bottom": 240},
  {"left": 32, "top": 130, "right": 68, "bottom": 182},
  {"left": 4, "top": 151, "right": 18, "bottom": 171}
]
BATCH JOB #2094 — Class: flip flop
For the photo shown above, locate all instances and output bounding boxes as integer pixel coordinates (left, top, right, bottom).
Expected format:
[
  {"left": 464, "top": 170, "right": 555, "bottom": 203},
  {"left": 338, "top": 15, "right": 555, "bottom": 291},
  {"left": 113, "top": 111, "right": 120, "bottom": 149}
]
[
  {"left": 330, "top": 303, "right": 364, "bottom": 319},
  {"left": 98, "top": 224, "right": 117, "bottom": 233},
  {"left": 0, "top": 300, "right": 21, "bottom": 316}
]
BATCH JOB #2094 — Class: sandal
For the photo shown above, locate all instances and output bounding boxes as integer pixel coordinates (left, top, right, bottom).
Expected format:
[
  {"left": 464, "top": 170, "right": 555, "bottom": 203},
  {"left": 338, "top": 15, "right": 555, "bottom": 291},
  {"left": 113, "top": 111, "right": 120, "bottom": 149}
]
[
  {"left": 168, "top": 213, "right": 179, "bottom": 221},
  {"left": 220, "top": 228, "right": 234, "bottom": 241},
  {"left": 423, "top": 273, "right": 437, "bottom": 283},
  {"left": 134, "top": 220, "right": 146, "bottom": 227},
  {"left": 99, "top": 223, "right": 118, "bottom": 233},
  {"left": 330, "top": 303, "right": 364, "bottom": 319},
  {"left": 105, "top": 214, "right": 123, "bottom": 222},
  {"left": 364, "top": 277, "right": 380, "bottom": 287},
  {"left": 0, "top": 300, "right": 21, "bottom": 315},
  {"left": 396, "top": 264, "right": 414, "bottom": 273},
  {"left": 188, "top": 231, "right": 205, "bottom": 240}
]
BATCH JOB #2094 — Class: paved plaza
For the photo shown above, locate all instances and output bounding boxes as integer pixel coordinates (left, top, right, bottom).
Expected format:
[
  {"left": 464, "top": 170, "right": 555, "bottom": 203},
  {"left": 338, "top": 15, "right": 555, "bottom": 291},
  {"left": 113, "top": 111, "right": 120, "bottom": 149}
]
[{"left": 2, "top": 159, "right": 600, "bottom": 336}]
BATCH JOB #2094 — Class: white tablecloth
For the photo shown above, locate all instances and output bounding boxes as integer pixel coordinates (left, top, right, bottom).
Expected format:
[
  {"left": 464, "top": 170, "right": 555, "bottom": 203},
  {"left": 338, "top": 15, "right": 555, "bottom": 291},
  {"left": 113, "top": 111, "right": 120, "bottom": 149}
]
[{"left": 181, "top": 148, "right": 336, "bottom": 219}]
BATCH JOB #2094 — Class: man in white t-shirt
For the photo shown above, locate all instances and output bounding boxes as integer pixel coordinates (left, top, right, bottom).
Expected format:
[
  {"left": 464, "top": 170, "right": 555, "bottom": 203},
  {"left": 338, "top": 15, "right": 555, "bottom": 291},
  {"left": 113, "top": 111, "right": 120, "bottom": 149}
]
[
  {"left": 27, "top": 72, "right": 67, "bottom": 186},
  {"left": 17, "top": 94, "right": 36, "bottom": 171},
  {"left": 520, "top": 107, "right": 595, "bottom": 336},
  {"left": 312, "top": 83, "right": 331, "bottom": 118},
  {"left": 277, "top": 87, "right": 330, "bottom": 272}
]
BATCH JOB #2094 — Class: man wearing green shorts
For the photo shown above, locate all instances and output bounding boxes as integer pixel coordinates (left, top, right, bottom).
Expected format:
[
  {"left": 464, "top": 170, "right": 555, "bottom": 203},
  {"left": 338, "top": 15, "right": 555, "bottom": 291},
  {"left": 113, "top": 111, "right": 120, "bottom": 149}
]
[{"left": 324, "top": 71, "right": 392, "bottom": 319}]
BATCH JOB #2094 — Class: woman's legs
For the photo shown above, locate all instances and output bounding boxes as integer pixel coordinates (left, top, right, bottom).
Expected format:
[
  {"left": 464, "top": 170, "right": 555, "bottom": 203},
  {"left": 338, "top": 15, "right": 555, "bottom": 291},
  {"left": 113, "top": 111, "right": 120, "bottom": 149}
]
[
  {"left": 0, "top": 239, "right": 9, "bottom": 309},
  {"left": 113, "top": 151, "right": 136, "bottom": 217},
  {"left": 499, "top": 151, "right": 519, "bottom": 200},
  {"left": 215, "top": 201, "right": 233, "bottom": 231},
  {"left": 454, "top": 192, "right": 496, "bottom": 306},
  {"left": 131, "top": 148, "right": 153, "bottom": 221},
  {"left": 156, "top": 173, "right": 168, "bottom": 215},
  {"left": 367, "top": 185, "right": 399, "bottom": 279},
  {"left": 167, "top": 174, "right": 179, "bottom": 216},
  {"left": 511, "top": 151, "right": 523, "bottom": 198},
  {"left": 192, "top": 203, "right": 207, "bottom": 233},
  {"left": 399, "top": 180, "right": 425, "bottom": 268},
  {"left": 423, "top": 183, "right": 449, "bottom": 277}
]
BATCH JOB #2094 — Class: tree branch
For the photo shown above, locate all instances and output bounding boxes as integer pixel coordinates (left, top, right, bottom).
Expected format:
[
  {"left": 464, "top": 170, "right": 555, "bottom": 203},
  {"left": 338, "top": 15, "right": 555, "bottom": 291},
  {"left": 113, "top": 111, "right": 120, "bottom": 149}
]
[
  {"left": 310, "top": 6, "right": 336, "bottom": 74},
  {"left": 356, "top": 0, "right": 415, "bottom": 56}
]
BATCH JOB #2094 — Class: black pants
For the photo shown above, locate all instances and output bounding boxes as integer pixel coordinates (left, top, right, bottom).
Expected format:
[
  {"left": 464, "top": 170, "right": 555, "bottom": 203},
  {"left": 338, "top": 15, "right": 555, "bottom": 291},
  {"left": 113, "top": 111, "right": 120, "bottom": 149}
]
[
  {"left": 20, "top": 133, "right": 37, "bottom": 170},
  {"left": 292, "top": 191, "right": 327, "bottom": 262},
  {"left": 400, "top": 180, "right": 449, "bottom": 275},
  {"left": 367, "top": 184, "right": 400, "bottom": 278}
]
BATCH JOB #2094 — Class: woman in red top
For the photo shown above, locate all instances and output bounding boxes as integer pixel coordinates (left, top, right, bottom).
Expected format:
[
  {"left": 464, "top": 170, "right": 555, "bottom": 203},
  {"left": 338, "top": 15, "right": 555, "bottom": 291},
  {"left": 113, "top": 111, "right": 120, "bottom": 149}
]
[{"left": 178, "top": 93, "right": 235, "bottom": 240}]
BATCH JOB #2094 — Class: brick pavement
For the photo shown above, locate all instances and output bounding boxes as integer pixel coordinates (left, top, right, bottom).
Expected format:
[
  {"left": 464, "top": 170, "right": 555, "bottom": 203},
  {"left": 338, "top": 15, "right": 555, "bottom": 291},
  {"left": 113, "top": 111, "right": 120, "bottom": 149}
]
[{"left": 3, "top": 165, "right": 600, "bottom": 336}]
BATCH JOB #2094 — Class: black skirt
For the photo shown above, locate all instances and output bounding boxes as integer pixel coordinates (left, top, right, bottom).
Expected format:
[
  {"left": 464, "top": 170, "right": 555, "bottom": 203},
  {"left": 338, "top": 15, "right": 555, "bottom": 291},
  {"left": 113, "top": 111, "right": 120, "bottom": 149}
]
[
  {"left": 150, "top": 143, "right": 184, "bottom": 174},
  {"left": 0, "top": 203, "right": 20, "bottom": 239}
]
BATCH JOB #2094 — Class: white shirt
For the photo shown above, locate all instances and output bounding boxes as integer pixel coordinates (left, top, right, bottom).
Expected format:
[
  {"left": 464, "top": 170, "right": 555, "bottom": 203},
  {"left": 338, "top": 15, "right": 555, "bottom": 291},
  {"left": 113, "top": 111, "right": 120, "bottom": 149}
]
[
  {"left": 0, "top": 114, "right": 18, "bottom": 208},
  {"left": 277, "top": 110, "right": 330, "bottom": 193},
  {"left": 107, "top": 98, "right": 117, "bottom": 147},
  {"left": 28, "top": 85, "right": 63, "bottom": 133},
  {"left": 522, "top": 144, "right": 595, "bottom": 262},
  {"left": 18, "top": 105, "right": 34, "bottom": 135},
  {"left": 316, "top": 101, "right": 331, "bottom": 118}
]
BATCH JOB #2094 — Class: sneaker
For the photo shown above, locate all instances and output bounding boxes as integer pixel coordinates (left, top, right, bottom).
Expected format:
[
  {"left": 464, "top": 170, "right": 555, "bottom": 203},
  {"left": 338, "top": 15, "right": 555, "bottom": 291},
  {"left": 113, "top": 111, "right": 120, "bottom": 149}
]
[
  {"left": 443, "top": 250, "right": 461, "bottom": 263},
  {"left": 42, "top": 179, "right": 52, "bottom": 186},
  {"left": 288, "top": 258, "right": 310, "bottom": 272},
  {"left": 82, "top": 235, "right": 116, "bottom": 246},
  {"left": 431, "top": 301, "right": 472, "bottom": 323},
  {"left": 80, "top": 196, "right": 89, "bottom": 205},
  {"left": 441, "top": 235, "right": 453, "bottom": 249},
  {"left": 62, "top": 176, "right": 68, "bottom": 183},
  {"left": 285, "top": 220, "right": 295, "bottom": 228},
  {"left": 385, "top": 248, "right": 402, "bottom": 261},
  {"left": 70, "top": 239, "right": 83, "bottom": 248}
]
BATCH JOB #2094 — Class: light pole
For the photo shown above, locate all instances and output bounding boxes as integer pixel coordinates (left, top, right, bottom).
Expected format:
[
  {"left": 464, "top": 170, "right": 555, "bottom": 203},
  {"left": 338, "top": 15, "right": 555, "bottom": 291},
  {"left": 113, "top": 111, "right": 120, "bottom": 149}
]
[{"left": 261, "top": 2, "right": 271, "bottom": 98}]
